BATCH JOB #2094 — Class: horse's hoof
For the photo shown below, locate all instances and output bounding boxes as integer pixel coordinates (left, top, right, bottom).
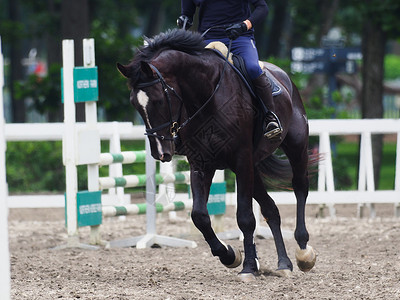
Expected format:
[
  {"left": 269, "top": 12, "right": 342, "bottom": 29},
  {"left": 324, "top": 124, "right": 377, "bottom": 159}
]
[
  {"left": 237, "top": 272, "right": 257, "bottom": 282},
  {"left": 295, "top": 245, "right": 316, "bottom": 272},
  {"left": 223, "top": 245, "right": 242, "bottom": 268},
  {"left": 275, "top": 268, "right": 292, "bottom": 278}
]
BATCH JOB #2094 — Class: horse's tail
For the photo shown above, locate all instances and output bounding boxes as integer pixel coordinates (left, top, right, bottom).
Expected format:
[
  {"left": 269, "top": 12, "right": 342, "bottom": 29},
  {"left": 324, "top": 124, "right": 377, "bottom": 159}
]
[{"left": 257, "top": 152, "right": 320, "bottom": 190}]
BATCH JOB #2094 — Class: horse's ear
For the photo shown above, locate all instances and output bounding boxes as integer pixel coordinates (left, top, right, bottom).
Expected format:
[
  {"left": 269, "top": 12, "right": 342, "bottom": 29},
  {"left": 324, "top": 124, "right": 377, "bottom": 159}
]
[
  {"left": 116, "top": 63, "right": 132, "bottom": 78},
  {"left": 140, "top": 61, "right": 154, "bottom": 78}
]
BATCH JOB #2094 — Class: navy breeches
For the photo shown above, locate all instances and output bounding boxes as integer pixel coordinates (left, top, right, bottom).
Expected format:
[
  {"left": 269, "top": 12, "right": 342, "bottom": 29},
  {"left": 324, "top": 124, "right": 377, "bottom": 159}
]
[{"left": 205, "top": 36, "right": 263, "bottom": 80}]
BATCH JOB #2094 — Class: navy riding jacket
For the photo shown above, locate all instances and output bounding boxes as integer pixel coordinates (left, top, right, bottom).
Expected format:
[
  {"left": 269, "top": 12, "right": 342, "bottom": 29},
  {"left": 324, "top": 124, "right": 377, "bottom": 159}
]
[{"left": 181, "top": 0, "right": 269, "bottom": 39}]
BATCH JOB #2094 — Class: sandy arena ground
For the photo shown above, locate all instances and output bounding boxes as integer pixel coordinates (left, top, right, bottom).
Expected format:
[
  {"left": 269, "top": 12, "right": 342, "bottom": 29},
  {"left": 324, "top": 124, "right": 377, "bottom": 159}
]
[{"left": 7, "top": 202, "right": 400, "bottom": 300}]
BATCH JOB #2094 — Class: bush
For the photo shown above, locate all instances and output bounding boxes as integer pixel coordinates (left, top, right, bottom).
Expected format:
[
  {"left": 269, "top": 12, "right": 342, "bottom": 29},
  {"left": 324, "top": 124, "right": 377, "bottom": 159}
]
[
  {"left": 385, "top": 54, "right": 400, "bottom": 80},
  {"left": 6, "top": 141, "right": 64, "bottom": 193},
  {"left": 6, "top": 140, "right": 147, "bottom": 193}
]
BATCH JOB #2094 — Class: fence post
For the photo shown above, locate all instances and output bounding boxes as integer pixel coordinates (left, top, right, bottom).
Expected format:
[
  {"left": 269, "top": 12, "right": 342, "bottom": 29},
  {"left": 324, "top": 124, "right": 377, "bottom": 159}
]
[
  {"left": 395, "top": 132, "right": 400, "bottom": 217},
  {"left": 357, "top": 132, "right": 376, "bottom": 218},
  {"left": 0, "top": 35, "right": 11, "bottom": 300},
  {"left": 62, "top": 39, "right": 80, "bottom": 245},
  {"left": 317, "top": 132, "right": 336, "bottom": 217}
]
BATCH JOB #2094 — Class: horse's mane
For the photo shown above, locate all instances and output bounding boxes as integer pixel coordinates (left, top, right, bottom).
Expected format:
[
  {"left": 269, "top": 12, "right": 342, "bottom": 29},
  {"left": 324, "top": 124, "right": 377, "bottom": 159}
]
[{"left": 128, "top": 29, "right": 206, "bottom": 87}]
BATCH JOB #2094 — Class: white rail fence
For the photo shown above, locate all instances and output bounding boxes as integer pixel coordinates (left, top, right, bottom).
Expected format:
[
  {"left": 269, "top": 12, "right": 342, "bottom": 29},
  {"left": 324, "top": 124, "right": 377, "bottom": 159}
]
[
  {"left": 4, "top": 122, "right": 144, "bottom": 208},
  {"left": 2, "top": 119, "right": 400, "bottom": 217},
  {"left": 267, "top": 119, "right": 400, "bottom": 218}
]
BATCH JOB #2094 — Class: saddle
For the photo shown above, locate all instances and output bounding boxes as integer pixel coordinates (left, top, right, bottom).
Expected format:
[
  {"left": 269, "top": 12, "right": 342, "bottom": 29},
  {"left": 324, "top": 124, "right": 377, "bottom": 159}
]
[{"left": 205, "top": 42, "right": 282, "bottom": 98}]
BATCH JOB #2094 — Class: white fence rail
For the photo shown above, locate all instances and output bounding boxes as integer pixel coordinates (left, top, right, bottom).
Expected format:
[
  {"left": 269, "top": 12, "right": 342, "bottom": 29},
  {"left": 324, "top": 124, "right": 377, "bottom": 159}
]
[
  {"left": 4, "top": 122, "right": 143, "bottom": 208},
  {"left": 269, "top": 119, "right": 400, "bottom": 217},
  {"left": 2, "top": 119, "right": 400, "bottom": 217}
]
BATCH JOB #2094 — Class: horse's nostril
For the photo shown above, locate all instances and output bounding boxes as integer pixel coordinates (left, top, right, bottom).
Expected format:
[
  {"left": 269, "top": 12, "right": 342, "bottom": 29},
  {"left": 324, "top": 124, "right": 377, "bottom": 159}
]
[{"left": 160, "top": 153, "right": 172, "bottom": 162}]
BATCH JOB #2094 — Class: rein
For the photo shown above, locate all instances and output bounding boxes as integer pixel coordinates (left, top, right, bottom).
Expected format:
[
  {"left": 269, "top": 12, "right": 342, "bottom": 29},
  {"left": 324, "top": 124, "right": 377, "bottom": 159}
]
[{"left": 138, "top": 39, "right": 233, "bottom": 142}]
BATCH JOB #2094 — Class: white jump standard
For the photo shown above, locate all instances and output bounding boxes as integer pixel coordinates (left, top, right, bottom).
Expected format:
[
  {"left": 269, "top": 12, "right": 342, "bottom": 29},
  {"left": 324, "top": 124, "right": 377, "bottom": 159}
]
[{"left": 61, "top": 38, "right": 196, "bottom": 249}]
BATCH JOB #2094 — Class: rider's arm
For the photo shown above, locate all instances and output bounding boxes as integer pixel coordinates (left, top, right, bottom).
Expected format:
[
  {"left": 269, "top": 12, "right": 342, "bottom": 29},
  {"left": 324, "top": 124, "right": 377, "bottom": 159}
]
[
  {"left": 181, "top": 0, "right": 196, "bottom": 20},
  {"left": 248, "top": 0, "right": 269, "bottom": 28}
]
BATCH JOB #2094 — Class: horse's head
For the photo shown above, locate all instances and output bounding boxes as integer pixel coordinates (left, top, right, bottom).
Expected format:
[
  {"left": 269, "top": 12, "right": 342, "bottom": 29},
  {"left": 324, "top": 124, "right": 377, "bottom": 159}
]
[{"left": 117, "top": 61, "right": 182, "bottom": 162}]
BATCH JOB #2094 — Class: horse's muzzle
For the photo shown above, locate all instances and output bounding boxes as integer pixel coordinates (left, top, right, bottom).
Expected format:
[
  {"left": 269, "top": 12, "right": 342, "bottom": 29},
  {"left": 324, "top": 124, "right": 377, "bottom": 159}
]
[{"left": 159, "top": 153, "right": 172, "bottom": 162}]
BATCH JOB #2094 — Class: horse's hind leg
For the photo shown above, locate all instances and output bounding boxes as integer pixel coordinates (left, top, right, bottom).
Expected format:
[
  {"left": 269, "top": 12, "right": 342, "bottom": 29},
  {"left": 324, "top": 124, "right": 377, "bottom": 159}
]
[
  {"left": 281, "top": 129, "right": 316, "bottom": 272},
  {"left": 189, "top": 168, "right": 242, "bottom": 269},
  {"left": 253, "top": 169, "right": 293, "bottom": 275}
]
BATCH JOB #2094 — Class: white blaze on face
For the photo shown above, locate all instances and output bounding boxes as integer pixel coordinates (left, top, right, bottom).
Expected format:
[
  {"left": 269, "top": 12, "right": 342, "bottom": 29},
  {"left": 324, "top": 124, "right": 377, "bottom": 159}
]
[
  {"left": 137, "top": 90, "right": 150, "bottom": 124},
  {"left": 136, "top": 89, "right": 164, "bottom": 156}
]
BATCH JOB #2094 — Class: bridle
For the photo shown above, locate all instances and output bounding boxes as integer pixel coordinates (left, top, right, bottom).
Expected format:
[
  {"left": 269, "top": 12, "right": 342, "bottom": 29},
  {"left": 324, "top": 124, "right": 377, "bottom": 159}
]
[
  {"left": 136, "top": 65, "right": 184, "bottom": 141},
  {"left": 136, "top": 39, "right": 232, "bottom": 143}
]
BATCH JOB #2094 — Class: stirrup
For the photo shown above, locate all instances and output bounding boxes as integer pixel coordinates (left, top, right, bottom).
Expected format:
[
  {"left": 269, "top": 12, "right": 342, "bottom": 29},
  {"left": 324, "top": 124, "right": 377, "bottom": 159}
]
[
  {"left": 263, "top": 111, "right": 282, "bottom": 140},
  {"left": 264, "top": 121, "right": 282, "bottom": 139}
]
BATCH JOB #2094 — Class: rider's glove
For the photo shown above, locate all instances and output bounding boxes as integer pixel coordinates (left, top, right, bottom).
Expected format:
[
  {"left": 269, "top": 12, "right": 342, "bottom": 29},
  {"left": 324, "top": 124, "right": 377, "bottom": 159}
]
[
  {"left": 225, "top": 22, "right": 248, "bottom": 40},
  {"left": 177, "top": 15, "right": 193, "bottom": 30}
]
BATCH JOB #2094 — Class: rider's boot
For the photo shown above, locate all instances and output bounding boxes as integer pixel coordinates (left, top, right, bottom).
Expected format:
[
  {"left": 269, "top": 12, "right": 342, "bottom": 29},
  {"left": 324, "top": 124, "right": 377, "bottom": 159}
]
[{"left": 252, "top": 72, "right": 282, "bottom": 140}]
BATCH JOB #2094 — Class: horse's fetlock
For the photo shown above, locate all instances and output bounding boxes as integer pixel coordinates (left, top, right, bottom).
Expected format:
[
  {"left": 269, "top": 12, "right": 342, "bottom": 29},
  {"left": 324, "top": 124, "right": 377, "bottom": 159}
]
[{"left": 211, "top": 244, "right": 228, "bottom": 257}]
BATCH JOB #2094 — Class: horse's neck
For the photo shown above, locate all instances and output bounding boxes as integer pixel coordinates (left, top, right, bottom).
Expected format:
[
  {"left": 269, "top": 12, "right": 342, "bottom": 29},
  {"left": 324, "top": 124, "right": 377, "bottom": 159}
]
[{"left": 179, "top": 52, "right": 227, "bottom": 111}]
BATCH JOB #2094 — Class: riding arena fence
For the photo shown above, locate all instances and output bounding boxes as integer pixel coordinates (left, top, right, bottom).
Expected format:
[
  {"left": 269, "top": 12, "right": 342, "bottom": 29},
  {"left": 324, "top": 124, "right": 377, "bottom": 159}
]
[
  {"left": 1, "top": 39, "right": 400, "bottom": 249},
  {"left": 0, "top": 35, "right": 11, "bottom": 300}
]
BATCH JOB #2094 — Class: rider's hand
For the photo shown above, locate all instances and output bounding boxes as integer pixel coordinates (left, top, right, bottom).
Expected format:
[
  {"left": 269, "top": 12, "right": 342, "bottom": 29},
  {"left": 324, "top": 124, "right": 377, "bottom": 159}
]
[
  {"left": 225, "top": 22, "right": 248, "bottom": 40},
  {"left": 177, "top": 15, "right": 193, "bottom": 30}
]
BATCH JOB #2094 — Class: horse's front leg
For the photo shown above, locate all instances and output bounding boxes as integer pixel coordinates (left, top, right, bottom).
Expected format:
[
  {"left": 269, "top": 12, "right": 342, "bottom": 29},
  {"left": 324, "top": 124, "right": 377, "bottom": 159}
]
[
  {"left": 235, "top": 163, "right": 260, "bottom": 281},
  {"left": 190, "top": 168, "right": 242, "bottom": 269}
]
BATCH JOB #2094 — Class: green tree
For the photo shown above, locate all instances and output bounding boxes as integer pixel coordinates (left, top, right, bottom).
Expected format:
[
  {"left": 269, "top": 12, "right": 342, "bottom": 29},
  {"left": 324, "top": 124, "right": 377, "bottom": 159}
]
[{"left": 342, "top": 0, "right": 400, "bottom": 186}]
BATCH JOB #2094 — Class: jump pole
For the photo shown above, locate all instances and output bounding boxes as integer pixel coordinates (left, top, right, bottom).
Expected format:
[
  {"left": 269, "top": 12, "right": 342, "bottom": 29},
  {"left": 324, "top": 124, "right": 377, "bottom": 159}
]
[
  {"left": 0, "top": 36, "right": 11, "bottom": 300},
  {"left": 106, "top": 139, "right": 197, "bottom": 249}
]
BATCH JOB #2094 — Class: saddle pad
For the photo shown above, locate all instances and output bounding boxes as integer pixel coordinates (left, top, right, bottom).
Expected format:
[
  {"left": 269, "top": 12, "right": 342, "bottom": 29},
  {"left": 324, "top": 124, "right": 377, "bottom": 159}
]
[{"left": 205, "top": 42, "right": 282, "bottom": 97}]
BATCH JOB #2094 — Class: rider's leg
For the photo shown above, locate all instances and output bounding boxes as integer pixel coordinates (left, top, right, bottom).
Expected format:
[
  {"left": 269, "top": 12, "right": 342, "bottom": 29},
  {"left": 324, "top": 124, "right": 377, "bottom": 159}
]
[
  {"left": 252, "top": 72, "right": 282, "bottom": 139},
  {"left": 232, "top": 36, "right": 282, "bottom": 139}
]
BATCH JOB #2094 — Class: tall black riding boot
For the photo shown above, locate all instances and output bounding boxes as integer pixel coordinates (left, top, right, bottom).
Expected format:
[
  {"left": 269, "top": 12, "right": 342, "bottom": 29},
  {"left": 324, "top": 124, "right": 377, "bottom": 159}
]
[{"left": 252, "top": 72, "right": 282, "bottom": 139}]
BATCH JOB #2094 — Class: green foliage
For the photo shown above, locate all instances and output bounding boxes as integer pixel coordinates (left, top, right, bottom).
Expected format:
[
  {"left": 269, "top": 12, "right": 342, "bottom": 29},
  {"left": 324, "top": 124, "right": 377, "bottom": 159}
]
[
  {"left": 14, "top": 63, "right": 61, "bottom": 116},
  {"left": 343, "top": 0, "right": 400, "bottom": 39},
  {"left": 89, "top": 1, "right": 143, "bottom": 121},
  {"left": 385, "top": 54, "right": 400, "bottom": 80},
  {"left": 333, "top": 141, "right": 397, "bottom": 190},
  {"left": 5, "top": 140, "right": 148, "bottom": 193},
  {"left": 6, "top": 141, "right": 64, "bottom": 193},
  {"left": 331, "top": 145, "right": 355, "bottom": 191}
]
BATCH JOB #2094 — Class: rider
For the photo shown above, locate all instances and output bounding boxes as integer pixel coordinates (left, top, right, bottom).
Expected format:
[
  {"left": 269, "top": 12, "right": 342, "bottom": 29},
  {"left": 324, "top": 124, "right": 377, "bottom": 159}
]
[{"left": 177, "top": 0, "right": 282, "bottom": 139}]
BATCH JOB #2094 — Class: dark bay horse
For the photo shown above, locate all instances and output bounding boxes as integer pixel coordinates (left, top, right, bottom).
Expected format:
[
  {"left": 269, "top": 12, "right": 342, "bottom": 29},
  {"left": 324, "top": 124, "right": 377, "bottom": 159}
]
[{"left": 117, "top": 29, "right": 316, "bottom": 281}]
